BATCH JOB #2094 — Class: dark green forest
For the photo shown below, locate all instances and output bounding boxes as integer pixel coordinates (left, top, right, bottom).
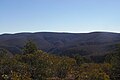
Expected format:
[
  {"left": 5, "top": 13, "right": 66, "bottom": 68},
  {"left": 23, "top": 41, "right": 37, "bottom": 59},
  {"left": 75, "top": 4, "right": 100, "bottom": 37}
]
[{"left": 0, "top": 41, "right": 120, "bottom": 80}]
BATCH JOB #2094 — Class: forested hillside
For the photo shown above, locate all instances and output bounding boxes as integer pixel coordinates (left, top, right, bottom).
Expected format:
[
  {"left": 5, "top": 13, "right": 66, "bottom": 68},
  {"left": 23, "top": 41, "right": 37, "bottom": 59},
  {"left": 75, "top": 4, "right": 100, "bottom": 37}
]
[
  {"left": 0, "top": 40, "right": 120, "bottom": 80},
  {"left": 0, "top": 32, "right": 120, "bottom": 57}
]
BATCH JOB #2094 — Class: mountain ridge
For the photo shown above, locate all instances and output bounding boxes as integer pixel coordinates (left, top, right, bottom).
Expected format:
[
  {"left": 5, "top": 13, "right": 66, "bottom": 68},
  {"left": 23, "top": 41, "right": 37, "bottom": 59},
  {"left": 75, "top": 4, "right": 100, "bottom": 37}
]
[{"left": 0, "top": 31, "right": 120, "bottom": 58}]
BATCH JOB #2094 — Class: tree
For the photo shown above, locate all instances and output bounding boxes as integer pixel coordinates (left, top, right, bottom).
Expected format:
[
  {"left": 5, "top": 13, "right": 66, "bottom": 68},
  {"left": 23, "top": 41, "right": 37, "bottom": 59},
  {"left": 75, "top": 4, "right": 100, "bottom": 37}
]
[
  {"left": 0, "top": 48, "right": 9, "bottom": 58},
  {"left": 76, "top": 63, "right": 110, "bottom": 80},
  {"left": 74, "top": 54, "right": 85, "bottom": 66},
  {"left": 110, "top": 44, "right": 120, "bottom": 80},
  {"left": 23, "top": 40, "right": 38, "bottom": 54}
]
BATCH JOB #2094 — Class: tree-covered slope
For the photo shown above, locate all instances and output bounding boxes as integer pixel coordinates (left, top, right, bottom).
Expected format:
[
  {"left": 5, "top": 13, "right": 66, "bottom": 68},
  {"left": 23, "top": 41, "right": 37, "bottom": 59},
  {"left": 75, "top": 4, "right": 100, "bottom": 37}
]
[{"left": 0, "top": 32, "right": 120, "bottom": 56}]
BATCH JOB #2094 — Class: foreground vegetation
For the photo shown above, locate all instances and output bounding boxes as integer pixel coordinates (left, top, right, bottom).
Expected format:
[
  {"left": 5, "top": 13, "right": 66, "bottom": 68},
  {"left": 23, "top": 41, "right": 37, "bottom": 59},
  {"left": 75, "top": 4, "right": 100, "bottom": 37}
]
[{"left": 0, "top": 41, "right": 119, "bottom": 80}]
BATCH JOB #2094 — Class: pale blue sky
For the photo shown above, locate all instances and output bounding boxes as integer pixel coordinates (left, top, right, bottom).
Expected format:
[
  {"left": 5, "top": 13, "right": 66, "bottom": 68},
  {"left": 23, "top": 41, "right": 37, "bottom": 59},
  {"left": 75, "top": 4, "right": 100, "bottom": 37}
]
[{"left": 0, "top": 0, "right": 120, "bottom": 34}]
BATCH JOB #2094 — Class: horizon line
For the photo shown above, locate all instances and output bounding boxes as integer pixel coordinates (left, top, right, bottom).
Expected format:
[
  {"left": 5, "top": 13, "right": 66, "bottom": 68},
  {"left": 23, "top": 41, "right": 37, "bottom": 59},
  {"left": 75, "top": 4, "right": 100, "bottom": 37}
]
[{"left": 0, "top": 31, "right": 120, "bottom": 35}]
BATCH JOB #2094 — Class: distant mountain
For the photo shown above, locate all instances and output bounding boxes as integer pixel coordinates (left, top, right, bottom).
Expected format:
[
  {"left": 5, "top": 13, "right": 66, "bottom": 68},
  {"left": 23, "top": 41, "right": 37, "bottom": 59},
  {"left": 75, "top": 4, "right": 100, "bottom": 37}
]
[{"left": 0, "top": 32, "right": 120, "bottom": 58}]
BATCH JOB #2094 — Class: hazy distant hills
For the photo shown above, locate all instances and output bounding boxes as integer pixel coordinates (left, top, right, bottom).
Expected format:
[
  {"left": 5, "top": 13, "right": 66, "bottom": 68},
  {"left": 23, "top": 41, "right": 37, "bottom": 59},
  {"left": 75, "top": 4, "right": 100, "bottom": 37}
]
[{"left": 0, "top": 32, "right": 120, "bottom": 57}]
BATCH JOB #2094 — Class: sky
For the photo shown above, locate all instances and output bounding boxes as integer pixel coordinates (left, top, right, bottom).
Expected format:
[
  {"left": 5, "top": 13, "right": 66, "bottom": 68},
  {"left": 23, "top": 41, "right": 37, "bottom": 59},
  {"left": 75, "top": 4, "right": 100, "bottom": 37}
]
[{"left": 0, "top": 0, "right": 120, "bottom": 34}]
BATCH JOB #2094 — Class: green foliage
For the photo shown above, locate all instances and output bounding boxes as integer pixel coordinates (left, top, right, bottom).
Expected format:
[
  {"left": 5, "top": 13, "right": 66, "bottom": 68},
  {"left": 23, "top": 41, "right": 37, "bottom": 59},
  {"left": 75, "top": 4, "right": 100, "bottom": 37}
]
[
  {"left": 75, "top": 63, "right": 111, "bottom": 80},
  {"left": 23, "top": 40, "right": 37, "bottom": 54},
  {"left": 110, "top": 53, "right": 120, "bottom": 80},
  {"left": 105, "top": 44, "right": 120, "bottom": 80},
  {"left": 0, "top": 42, "right": 113, "bottom": 80},
  {"left": 74, "top": 54, "right": 86, "bottom": 66},
  {"left": 0, "top": 48, "right": 9, "bottom": 58},
  {"left": 0, "top": 50, "right": 112, "bottom": 80}
]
